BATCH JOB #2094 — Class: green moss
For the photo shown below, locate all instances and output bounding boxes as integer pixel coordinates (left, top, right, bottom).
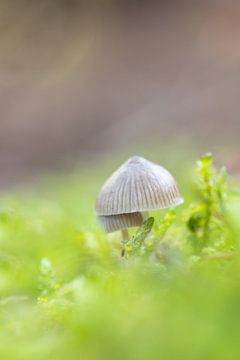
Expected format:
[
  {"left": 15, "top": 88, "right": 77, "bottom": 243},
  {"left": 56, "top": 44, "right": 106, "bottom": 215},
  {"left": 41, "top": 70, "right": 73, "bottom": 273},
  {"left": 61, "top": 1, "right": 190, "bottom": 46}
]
[{"left": 0, "top": 153, "right": 239, "bottom": 359}]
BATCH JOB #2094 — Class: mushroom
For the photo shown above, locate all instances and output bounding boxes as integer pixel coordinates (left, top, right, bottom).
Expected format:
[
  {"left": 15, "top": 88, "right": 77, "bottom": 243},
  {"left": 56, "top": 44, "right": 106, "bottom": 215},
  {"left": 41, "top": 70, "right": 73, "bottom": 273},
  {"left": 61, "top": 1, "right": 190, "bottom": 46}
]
[
  {"left": 97, "top": 212, "right": 144, "bottom": 234},
  {"left": 95, "top": 156, "right": 183, "bottom": 249}
]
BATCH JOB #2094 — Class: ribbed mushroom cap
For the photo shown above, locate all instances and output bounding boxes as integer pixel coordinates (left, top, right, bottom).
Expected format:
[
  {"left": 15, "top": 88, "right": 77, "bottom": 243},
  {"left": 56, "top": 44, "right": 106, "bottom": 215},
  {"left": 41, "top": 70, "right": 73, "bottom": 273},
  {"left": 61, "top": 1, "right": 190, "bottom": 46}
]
[
  {"left": 96, "top": 156, "right": 183, "bottom": 216},
  {"left": 98, "top": 212, "right": 144, "bottom": 233}
]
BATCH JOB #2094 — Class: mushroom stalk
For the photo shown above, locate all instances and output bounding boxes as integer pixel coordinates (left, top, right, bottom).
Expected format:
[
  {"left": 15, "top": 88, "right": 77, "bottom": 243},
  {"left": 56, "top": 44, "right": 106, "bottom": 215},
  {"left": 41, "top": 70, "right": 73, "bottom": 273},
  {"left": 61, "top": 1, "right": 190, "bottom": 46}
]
[
  {"left": 121, "top": 228, "right": 129, "bottom": 257},
  {"left": 142, "top": 211, "right": 149, "bottom": 221}
]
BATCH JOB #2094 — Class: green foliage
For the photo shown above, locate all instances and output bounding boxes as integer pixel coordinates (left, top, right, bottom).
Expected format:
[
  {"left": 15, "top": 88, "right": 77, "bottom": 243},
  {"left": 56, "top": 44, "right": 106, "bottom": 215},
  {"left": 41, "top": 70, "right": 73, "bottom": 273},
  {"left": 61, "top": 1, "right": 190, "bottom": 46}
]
[
  {"left": 124, "top": 210, "right": 177, "bottom": 259},
  {"left": 186, "top": 153, "right": 232, "bottom": 254},
  {"left": 0, "top": 153, "right": 239, "bottom": 360},
  {"left": 153, "top": 208, "right": 176, "bottom": 238},
  {"left": 38, "top": 257, "right": 64, "bottom": 303},
  {"left": 125, "top": 217, "right": 154, "bottom": 255}
]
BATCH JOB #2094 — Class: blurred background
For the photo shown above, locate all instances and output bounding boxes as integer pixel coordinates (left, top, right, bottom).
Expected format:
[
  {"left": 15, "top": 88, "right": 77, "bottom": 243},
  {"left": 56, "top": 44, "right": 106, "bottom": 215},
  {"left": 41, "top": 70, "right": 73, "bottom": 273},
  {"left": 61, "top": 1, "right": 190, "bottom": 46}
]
[{"left": 0, "top": 0, "right": 239, "bottom": 186}]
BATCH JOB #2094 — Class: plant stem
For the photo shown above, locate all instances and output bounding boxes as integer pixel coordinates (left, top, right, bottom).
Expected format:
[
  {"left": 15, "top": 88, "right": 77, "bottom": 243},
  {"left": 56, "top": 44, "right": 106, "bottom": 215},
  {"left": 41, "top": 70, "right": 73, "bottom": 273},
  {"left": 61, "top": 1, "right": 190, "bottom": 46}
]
[{"left": 121, "top": 229, "right": 129, "bottom": 257}]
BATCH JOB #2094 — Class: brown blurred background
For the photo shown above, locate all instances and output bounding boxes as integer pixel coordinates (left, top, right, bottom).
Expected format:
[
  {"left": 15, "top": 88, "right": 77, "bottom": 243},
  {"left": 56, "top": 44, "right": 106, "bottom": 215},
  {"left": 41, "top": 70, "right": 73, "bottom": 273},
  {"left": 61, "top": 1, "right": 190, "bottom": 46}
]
[{"left": 0, "top": 0, "right": 239, "bottom": 186}]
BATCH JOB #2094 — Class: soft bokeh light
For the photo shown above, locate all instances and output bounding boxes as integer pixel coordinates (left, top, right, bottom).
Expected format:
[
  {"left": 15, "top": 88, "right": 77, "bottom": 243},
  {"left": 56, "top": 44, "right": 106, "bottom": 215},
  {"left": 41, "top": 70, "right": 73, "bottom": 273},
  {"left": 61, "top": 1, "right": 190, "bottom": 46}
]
[{"left": 0, "top": 0, "right": 240, "bottom": 185}]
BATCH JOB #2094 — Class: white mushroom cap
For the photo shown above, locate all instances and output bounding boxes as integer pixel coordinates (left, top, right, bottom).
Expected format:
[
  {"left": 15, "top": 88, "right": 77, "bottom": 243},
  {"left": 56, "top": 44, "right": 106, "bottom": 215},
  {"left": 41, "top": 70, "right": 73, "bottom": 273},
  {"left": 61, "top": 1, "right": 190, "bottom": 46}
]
[
  {"left": 96, "top": 156, "right": 183, "bottom": 216},
  {"left": 98, "top": 212, "right": 144, "bottom": 233}
]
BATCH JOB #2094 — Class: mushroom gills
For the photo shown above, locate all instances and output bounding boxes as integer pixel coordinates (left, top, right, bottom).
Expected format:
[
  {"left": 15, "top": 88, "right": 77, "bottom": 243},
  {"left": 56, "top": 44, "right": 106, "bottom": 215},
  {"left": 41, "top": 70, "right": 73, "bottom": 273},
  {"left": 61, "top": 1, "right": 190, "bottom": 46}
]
[{"left": 98, "top": 212, "right": 144, "bottom": 233}]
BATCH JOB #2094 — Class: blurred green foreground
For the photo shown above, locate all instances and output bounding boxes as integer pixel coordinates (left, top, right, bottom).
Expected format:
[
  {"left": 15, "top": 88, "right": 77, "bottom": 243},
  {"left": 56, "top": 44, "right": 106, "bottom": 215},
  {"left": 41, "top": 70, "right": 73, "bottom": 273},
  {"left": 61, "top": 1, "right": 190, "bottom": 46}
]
[{"left": 0, "top": 151, "right": 240, "bottom": 360}]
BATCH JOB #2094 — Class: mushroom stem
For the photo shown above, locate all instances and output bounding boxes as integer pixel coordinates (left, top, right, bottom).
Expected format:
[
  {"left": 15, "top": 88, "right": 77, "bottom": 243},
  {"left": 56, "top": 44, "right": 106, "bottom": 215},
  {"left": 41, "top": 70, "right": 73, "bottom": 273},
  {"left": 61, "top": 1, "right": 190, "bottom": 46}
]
[
  {"left": 121, "top": 228, "right": 129, "bottom": 257},
  {"left": 142, "top": 211, "right": 149, "bottom": 221}
]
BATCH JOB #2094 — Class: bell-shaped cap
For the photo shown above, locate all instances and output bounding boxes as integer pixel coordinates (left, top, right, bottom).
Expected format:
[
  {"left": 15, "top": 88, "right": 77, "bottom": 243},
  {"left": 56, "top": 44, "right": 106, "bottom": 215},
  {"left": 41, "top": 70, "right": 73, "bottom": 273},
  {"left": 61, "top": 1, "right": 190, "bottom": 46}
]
[
  {"left": 98, "top": 212, "right": 144, "bottom": 233},
  {"left": 96, "top": 156, "right": 183, "bottom": 216}
]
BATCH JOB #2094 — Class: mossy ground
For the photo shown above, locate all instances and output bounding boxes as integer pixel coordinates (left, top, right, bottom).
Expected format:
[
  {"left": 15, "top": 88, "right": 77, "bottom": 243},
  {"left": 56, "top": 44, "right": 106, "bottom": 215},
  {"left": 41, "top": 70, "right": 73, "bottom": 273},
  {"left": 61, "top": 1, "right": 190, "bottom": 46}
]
[{"left": 0, "top": 151, "right": 240, "bottom": 360}]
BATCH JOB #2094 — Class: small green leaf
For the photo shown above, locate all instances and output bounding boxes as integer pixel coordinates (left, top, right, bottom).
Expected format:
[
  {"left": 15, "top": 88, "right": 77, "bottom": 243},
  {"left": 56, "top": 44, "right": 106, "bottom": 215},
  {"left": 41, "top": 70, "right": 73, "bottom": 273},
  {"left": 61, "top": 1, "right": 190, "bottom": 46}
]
[
  {"left": 38, "top": 257, "right": 63, "bottom": 302},
  {"left": 187, "top": 213, "right": 205, "bottom": 233},
  {"left": 130, "top": 217, "right": 154, "bottom": 253},
  {"left": 154, "top": 209, "right": 176, "bottom": 238},
  {"left": 200, "top": 152, "right": 213, "bottom": 164}
]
